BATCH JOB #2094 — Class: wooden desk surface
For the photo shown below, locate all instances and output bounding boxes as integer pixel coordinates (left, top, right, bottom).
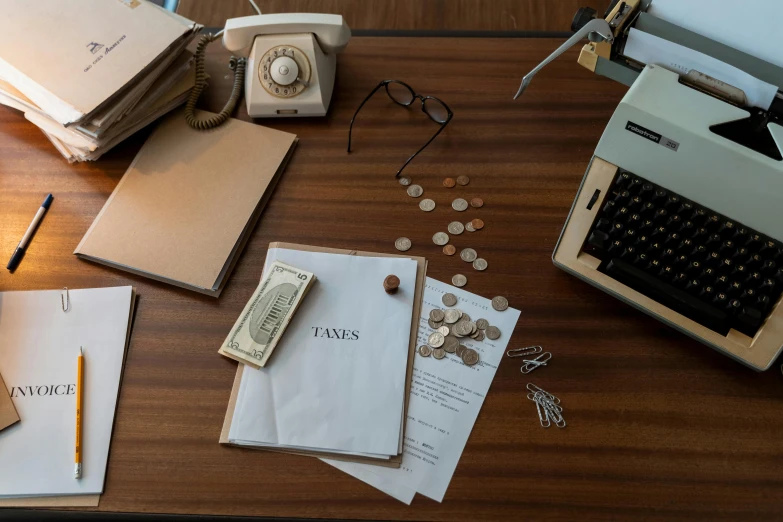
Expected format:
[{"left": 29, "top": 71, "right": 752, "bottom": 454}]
[{"left": 1, "top": 37, "right": 782, "bottom": 521}]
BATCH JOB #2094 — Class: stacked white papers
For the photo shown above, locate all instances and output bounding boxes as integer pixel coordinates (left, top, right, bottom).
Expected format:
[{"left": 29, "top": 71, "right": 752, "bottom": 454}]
[
  {"left": 226, "top": 247, "right": 418, "bottom": 459},
  {"left": 0, "top": 0, "right": 200, "bottom": 161},
  {"left": 325, "top": 277, "right": 521, "bottom": 503}
]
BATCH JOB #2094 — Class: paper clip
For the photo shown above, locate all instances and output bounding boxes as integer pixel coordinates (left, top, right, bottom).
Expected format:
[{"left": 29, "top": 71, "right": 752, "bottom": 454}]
[
  {"left": 520, "top": 352, "right": 551, "bottom": 374},
  {"left": 62, "top": 287, "right": 70, "bottom": 312},
  {"left": 535, "top": 399, "right": 551, "bottom": 428},
  {"left": 507, "top": 345, "right": 542, "bottom": 358},
  {"left": 526, "top": 383, "right": 560, "bottom": 404}
]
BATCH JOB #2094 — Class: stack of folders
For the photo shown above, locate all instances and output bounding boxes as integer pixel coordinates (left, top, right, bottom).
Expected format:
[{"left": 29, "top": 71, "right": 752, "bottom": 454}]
[
  {"left": 0, "top": 0, "right": 200, "bottom": 162},
  {"left": 221, "top": 243, "right": 427, "bottom": 467}
]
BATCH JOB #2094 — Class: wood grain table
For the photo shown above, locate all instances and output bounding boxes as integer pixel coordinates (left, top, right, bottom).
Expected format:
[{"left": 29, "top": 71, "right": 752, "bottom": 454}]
[{"left": 1, "top": 37, "right": 782, "bottom": 521}]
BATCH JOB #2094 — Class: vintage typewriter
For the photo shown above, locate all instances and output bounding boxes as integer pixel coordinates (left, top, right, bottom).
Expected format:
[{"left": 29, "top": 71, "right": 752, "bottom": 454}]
[{"left": 517, "top": 0, "right": 783, "bottom": 370}]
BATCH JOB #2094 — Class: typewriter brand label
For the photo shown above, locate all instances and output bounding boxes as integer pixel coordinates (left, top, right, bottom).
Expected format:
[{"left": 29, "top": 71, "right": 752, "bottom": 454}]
[{"left": 625, "top": 121, "right": 679, "bottom": 152}]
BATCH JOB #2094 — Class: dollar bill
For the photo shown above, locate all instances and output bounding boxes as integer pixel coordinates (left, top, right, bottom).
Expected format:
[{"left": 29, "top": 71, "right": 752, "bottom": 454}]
[{"left": 218, "top": 261, "right": 316, "bottom": 368}]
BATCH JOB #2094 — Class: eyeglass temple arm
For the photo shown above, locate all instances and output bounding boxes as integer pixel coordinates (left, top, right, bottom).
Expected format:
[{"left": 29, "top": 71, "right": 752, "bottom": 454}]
[
  {"left": 396, "top": 116, "right": 453, "bottom": 178},
  {"left": 513, "top": 18, "right": 613, "bottom": 100},
  {"left": 347, "top": 81, "right": 388, "bottom": 152}
]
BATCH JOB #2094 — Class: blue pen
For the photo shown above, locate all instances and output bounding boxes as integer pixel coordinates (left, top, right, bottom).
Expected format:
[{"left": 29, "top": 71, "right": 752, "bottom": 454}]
[{"left": 7, "top": 194, "right": 53, "bottom": 272}]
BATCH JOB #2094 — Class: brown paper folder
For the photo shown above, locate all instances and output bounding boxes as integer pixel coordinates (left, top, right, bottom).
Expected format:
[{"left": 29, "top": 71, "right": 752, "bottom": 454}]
[
  {"left": 0, "top": 372, "right": 19, "bottom": 432},
  {"left": 219, "top": 242, "right": 427, "bottom": 468},
  {"left": 75, "top": 110, "right": 298, "bottom": 296}
]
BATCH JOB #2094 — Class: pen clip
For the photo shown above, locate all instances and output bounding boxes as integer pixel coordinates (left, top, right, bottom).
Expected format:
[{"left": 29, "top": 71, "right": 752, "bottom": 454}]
[{"left": 62, "top": 287, "right": 70, "bottom": 312}]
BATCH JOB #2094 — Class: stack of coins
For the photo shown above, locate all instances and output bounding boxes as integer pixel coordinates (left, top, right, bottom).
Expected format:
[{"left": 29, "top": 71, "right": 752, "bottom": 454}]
[
  {"left": 383, "top": 275, "right": 400, "bottom": 294},
  {"left": 418, "top": 305, "right": 505, "bottom": 365}
]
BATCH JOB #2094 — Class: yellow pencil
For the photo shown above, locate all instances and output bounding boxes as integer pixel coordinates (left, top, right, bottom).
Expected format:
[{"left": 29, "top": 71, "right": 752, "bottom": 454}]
[{"left": 75, "top": 346, "right": 83, "bottom": 479}]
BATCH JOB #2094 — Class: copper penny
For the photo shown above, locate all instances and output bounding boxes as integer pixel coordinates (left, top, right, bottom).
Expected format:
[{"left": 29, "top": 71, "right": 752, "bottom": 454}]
[
  {"left": 383, "top": 274, "right": 400, "bottom": 294},
  {"left": 471, "top": 218, "right": 485, "bottom": 230},
  {"left": 443, "top": 177, "right": 456, "bottom": 188},
  {"left": 443, "top": 245, "right": 456, "bottom": 256},
  {"left": 470, "top": 197, "right": 484, "bottom": 208}
]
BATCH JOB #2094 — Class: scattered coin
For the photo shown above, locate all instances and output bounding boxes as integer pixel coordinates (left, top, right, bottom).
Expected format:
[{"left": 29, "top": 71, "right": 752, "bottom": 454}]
[
  {"left": 383, "top": 274, "right": 400, "bottom": 293},
  {"left": 474, "top": 330, "right": 485, "bottom": 342},
  {"left": 452, "top": 198, "right": 468, "bottom": 212},
  {"left": 456, "top": 175, "right": 470, "bottom": 186},
  {"left": 456, "top": 309, "right": 464, "bottom": 319},
  {"left": 394, "top": 237, "right": 412, "bottom": 252},
  {"left": 428, "top": 331, "right": 445, "bottom": 348},
  {"left": 419, "top": 198, "right": 436, "bottom": 212},
  {"left": 444, "top": 309, "right": 461, "bottom": 324},
  {"left": 407, "top": 184, "right": 423, "bottom": 198},
  {"left": 442, "top": 293, "right": 458, "bottom": 307},
  {"left": 456, "top": 344, "right": 467, "bottom": 357},
  {"left": 473, "top": 258, "right": 488, "bottom": 271},
  {"left": 462, "top": 348, "right": 480, "bottom": 366},
  {"left": 452, "top": 274, "right": 467, "bottom": 287},
  {"left": 460, "top": 313, "right": 472, "bottom": 322},
  {"left": 438, "top": 325, "right": 450, "bottom": 337},
  {"left": 430, "top": 309, "right": 445, "bottom": 322},
  {"left": 432, "top": 347, "right": 446, "bottom": 359},
  {"left": 470, "top": 329, "right": 480, "bottom": 339},
  {"left": 470, "top": 197, "right": 484, "bottom": 208},
  {"left": 443, "top": 245, "right": 456, "bottom": 256},
  {"left": 471, "top": 218, "right": 485, "bottom": 230},
  {"left": 443, "top": 177, "right": 456, "bottom": 188},
  {"left": 465, "top": 221, "right": 476, "bottom": 233},
  {"left": 428, "top": 318, "right": 443, "bottom": 329},
  {"left": 460, "top": 248, "right": 478, "bottom": 262},
  {"left": 476, "top": 318, "right": 490, "bottom": 330},
  {"left": 453, "top": 321, "right": 471, "bottom": 336},
  {"left": 432, "top": 232, "right": 450, "bottom": 246},
  {"left": 418, "top": 345, "right": 432, "bottom": 357},
  {"left": 448, "top": 221, "right": 465, "bottom": 235},
  {"left": 491, "top": 296, "right": 509, "bottom": 311},
  {"left": 399, "top": 176, "right": 412, "bottom": 186},
  {"left": 443, "top": 336, "right": 459, "bottom": 354},
  {"left": 485, "top": 326, "right": 501, "bottom": 340}
]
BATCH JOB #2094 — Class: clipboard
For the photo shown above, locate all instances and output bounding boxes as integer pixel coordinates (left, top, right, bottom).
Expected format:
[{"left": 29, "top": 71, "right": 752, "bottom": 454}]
[
  {"left": 219, "top": 242, "right": 427, "bottom": 468},
  {"left": 0, "top": 372, "right": 19, "bottom": 432}
]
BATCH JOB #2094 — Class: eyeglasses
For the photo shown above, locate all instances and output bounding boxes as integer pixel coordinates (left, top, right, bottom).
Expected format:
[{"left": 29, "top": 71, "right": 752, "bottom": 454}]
[{"left": 347, "top": 80, "right": 453, "bottom": 178}]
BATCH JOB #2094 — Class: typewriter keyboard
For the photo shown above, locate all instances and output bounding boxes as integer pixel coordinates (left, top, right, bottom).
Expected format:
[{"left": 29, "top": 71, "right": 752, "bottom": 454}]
[{"left": 583, "top": 170, "right": 783, "bottom": 337}]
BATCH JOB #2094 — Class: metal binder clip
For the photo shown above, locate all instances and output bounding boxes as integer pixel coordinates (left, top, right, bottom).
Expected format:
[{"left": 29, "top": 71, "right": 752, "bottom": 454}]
[
  {"left": 520, "top": 352, "right": 552, "bottom": 374},
  {"left": 61, "top": 287, "right": 70, "bottom": 312},
  {"left": 507, "top": 346, "right": 543, "bottom": 358}
]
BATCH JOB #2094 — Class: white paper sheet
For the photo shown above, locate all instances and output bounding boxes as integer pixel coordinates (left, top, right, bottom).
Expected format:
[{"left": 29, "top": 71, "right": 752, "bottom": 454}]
[
  {"left": 0, "top": 286, "right": 133, "bottom": 497},
  {"left": 648, "top": 0, "right": 783, "bottom": 71},
  {"left": 324, "top": 278, "right": 521, "bottom": 503},
  {"left": 624, "top": 28, "right": 778, "bottom": 110},
  {"left": 228, "top": 248, "right": 418, "bottom": 457}
]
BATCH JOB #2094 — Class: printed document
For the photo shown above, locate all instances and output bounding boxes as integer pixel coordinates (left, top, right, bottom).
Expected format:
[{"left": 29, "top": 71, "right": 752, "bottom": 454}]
[
  {"left": 227, "top": 248, "right": 418, "bottom": 457},
  {"left": 0, "top": 286, "right": 134, "bottom": 497},
  {"left": 325, "top": 278, "right": 521, "bottom": 502}
]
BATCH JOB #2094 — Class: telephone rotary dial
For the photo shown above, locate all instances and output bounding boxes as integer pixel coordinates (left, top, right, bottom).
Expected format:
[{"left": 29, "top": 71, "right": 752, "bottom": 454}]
[{"left": 260, "top": 45, "right": 311, "bottom": 99}]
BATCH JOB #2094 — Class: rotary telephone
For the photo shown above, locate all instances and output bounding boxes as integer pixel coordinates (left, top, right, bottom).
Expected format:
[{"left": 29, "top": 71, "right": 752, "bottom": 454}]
[{"left": 186, "top": 13, "right": 351, "bottom": 128}]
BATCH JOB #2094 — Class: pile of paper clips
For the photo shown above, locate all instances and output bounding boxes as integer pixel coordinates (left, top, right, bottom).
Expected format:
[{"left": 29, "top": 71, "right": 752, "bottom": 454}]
[
  {"left": 526, "top": 383, "right": 566, "bottom": 428},
  {"left": 506, "top": 345, "right": 551, "bottom": 373}
]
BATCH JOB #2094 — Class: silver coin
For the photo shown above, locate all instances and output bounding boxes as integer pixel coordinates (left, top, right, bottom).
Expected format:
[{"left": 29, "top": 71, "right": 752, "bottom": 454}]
[
  {"left": 452, "top": 198, "right": 469, "bottom": 212},
  {"left": 474, "top": 330, "right": 485, "bottom": 342},
  {"left": 473, "top": 258, "right": 488, "bottom": 271},
  {"left": 428, "top": 318, "right": 443, "bottom": 329},
  {"left": 470, "top": 329, "right": 480, "bottom": 339},
  {"left": 394, "top": 237, "right": 412, "bottom": 252},
  {"left": 419, "top": 198, "right": 436, "bottom": 212},
  {"left": 454, "top": 321, "right": 471, "bottom": 336},
  {"left": 429, "top": 309, "right": 445, "bottom": 322},
  {"left": 460, "top": 248, "right": 477, "bottom": 262},
  {"left": 399, "top": 176, "right": 412, "bottom": 186},
  {"left": 418, "top": 345, "right": 432, "bottom": 357},
  {"left": 447, "top": 221, "right": 465, "bottom": 235},
  {"left": 465, "top": 221, "right": 476, "bottom": 233},
  {"left": 461, "top": 312, "right": 472, "bottom": 323},
  {"left": 442, "top": 293, "right": 458, "bottom": 307},
  {"left": 476, "top": 318, "right": 490, "bottom": 330},
  {"left": 428, "top": 332, "right": 445, "bottom": 348},
  {"left": 452, "top": 274, "right": 467, "bottom": 287},
  {"left": 432, "top": 347, "right": 446, "bottom": 360},
  {"left": 485, "top": 326, "right": 501, "bottom": 340},
  {"left": 444, "top": 309, "right": 461, "bottom": 324},
  {"left": 456, "top": 309, "right": 464, "bottom": 319},
  {"left": 491, "top": 296, "right": 509, "bottom": 311},
  {"left": 456, "top": 344, "right": 467, "bottom": 357},
  {"left": 407, "top": 184, "right": 423, "bottom": 198},
  {"left": 438, "top": 325, "right": 450, "bottom": 337},
  {"left": 443, "top": 336, "right": 459, "bottom": 354},
  {"left": 461, "top": 348, "right": 480, "bottom": 366},
  {"left": 432, "top": 232, "right": 450, "bottom": 246}
]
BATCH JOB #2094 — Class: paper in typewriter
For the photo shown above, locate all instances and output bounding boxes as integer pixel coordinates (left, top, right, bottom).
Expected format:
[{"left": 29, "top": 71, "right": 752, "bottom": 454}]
[
  {"left": 227, "top": 248, "right": 418, "bottom": 458},
  {"left": 324, "top": 277, "right": 521, "bottom": 503}
]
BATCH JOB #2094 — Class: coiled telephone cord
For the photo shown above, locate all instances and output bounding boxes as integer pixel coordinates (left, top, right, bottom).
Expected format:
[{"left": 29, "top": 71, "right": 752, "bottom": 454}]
[{"left": 184, "top": 33, "right": 247, "bottom": 130}]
